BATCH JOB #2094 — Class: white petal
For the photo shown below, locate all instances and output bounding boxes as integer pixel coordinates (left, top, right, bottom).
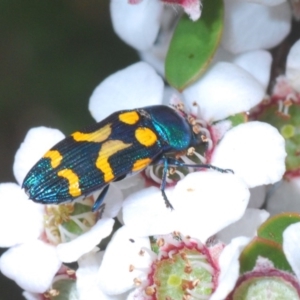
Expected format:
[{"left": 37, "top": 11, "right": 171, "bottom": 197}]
[
  {"left": 77, "top": 250, "right": 127, "bottom": 300},
  {"left": 266, "top": 179, "right": 300, "bottom": 215},
  {"left": 212, "top": 48, "right": 271, "bottom": 91},
  {"left": 244, "top": 0, "right": 286, "bottom": 5},
  {"left": 0, "top": 240, "right": 61, "bottom": 293},
  {"left": 248, "top": 185, "right": 267, "bottom": 208},
  {"left": 110, "top": 0, "right": 163, "bottom": 51},
  {"left": 140, "top": 48, "right": 165, "bottom": 77},
  {"left": 56, "top": 218, "right": 114, "bottom": 263},
  {"left": 286, "top": 39, "right": 300, "bottom": 93},
  {"left": 212, "top": 122, "right": 286, "bottom": 188},
  {"left": 210, "top": 237, "right": 250, "bottom": 300},
  {"left": 22, "top": 292, "right": 41, "bottom": 300},
  {"left": 222, "top": 0, "right": 291, "bottom": 54},
  {"left": 0, "top": 183, "right": 44, "bottom": 247},
  {"left": 232, "top": 50, "right": 272, "bottom": 90},
  {"left": 182, "top": 0, "right": 201, "bottom": 21},
  {"left": 211, "top": 46, "right": 235, "bottom": 64},
  {"left": 101, "top": 184, "right": 124, "bottom": 219},
  {"left": 123, "top": 187, "right": 176, "bottom": 237},
  {"left": 113, "top": 174, "right": 146, "bottom": 200},
  {"left": 171, "top": 172, "right": 250, "bottom": 242},
  {"left": 283, "top": 222, "right": 300, "bottom": 281},
  {"left": 183, "top": 62, "right": 265, "bottom": 122},
  {"left": 217, "top": 208, "right": 269, "bottom": 244},
  {"left": 89, "top": 62, "right": 164, "bottom": 122},
  {"left": 139, "top": 6, "right": 176, "bottom": 75},
  {"left": 77, "top": 250, "right": 111, "bottom": 300},
  {"left": 98, "top": 226, "right": 152, "bottom": 295},
  {"left": 13, "top": 127, "right": 65, "bottom": 185}
]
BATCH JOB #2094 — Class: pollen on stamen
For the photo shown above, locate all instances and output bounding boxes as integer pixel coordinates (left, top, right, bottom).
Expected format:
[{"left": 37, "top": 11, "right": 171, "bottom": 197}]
[
  {"left": 276, "top": 100, "right": 292, "bottom": 119},
  {"left": 66, "top": 269, "right": 76, "bottom": 276},
  {"left": 142, "top": 246, "right": 158, "bottom": 260},
  {"left": 145, "top": 286, "right": 156, "bottom": 296},
  {"left": 130, "top": 263, "right": 153, "bottom": 274},
  {"left": 186, "top": 147, "right": 195, "bottom": 156},
  {"left": 156, "top": 238, "right": 165, "bottom": 247},
  {"left": 184, "top": 265, "right": 193, "bottom": 274},
  {"left": 129, "top": 264, "right": 135, "bottom": 272},
  {"left": 180, "top": 251, "right": 187, "bottom": 260},
  {"left": 201, "top": 134, "right": 209, "bottom": 143},
  {"left": 44, "top": 289, "right": 60, "bottom": 298},
  {"left": 133, "top": 277, "right": 142, "bottom": 286},
  {"left": 173, "top": 231, "right": 181, "bottom": 240}
]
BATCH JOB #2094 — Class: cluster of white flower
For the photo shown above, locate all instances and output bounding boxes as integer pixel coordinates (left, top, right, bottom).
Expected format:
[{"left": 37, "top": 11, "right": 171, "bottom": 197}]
[{"left": 0, "top": 0, "right": 300, "bottom": 299}]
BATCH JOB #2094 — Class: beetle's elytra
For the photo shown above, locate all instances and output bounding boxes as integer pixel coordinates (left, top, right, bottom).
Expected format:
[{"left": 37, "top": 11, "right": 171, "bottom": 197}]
[{"left": 22, "top": 105, "right": 231, "bottom": 211}]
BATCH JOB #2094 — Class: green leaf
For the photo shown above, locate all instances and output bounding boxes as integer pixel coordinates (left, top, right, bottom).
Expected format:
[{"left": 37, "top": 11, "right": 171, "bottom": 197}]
[
  {"left": 165, "top": 0, "right": 224, "bottom": 91},
  {"left": 258, "top": 212, "right": 300, "bottom": 245},
  {"left": 240, "top": 237, "right": 293, "bottom": 274},
  {"left": 226, "top": 112, "right": 248, "bottom": 127}
]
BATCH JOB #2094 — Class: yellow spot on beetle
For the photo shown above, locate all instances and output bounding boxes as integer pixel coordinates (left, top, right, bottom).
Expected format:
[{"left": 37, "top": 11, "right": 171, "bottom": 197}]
[
  {"left": 119, "top": 111, "right": 140, "bottom": 125},
  {"left": 132, "top": 158, "right": 152, "bottom": 172},
  {"left": 43, "top": 150, "right": 63, "bottom": 168},
  {"left": 135, "top": 127, "right": 157, "bottom": 147},
  {"left": 72, "top": 124, "right": 112, "bottom": 143},
  {"left": 57, "top": 169, "right": 81, "bottom": 197},
  {"left": 96, "top": 140, "right": 132, "bottom": 182}
]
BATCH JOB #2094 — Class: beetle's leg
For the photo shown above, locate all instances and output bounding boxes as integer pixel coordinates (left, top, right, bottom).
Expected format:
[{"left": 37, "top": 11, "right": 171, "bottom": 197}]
[
  {"left": 166, "top": 158, "right": 234, "bottom": 174},
  {"left": 98, "top": 203, "right": 106, "bottom": 218},
  {"left": 92, "top": 185, "right": 109, "bottom": 212},
  {"left": 161, "top": 156, "right": 174, "bottom": 210},
  {"left": 92, "top": 174, "right": 127, "bottom": 212}
]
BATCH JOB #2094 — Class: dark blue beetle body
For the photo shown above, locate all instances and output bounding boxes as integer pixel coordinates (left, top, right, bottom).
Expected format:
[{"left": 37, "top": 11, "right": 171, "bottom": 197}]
[{"left": 23, "top": 105, "right": 228, "bottom": 210}]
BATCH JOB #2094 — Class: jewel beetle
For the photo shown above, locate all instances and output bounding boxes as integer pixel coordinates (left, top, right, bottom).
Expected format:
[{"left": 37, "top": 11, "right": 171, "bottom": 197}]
[{"left": 22, "top": 105, "right": 231, "bottom": 211}]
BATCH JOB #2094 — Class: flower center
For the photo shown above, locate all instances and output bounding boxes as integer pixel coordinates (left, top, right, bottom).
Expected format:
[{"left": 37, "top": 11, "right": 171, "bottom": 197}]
[
  {"left": 144, "top": 238, "right": 219, "bottom": 300},
  {"left": 229, "top": 271, "right": 300, "bottom": 300},
  {"left": 234, "top": 277, "right": 300, "bottom": 300},
  {"left": 44, "top": 196, "right": 97, "bottom": 244}
]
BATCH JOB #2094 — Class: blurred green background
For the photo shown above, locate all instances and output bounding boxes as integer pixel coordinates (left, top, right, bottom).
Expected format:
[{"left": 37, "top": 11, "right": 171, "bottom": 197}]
[{"left": 0, "top": 0, "right": 137, "bottom": 298}]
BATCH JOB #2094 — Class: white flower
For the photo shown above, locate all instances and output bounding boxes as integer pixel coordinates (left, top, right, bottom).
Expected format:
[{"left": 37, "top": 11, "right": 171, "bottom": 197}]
[
  {"left": 89, "top": 62, "right": 164, "bottom": 121},
  {"left": 264, "top": 39, "right": 300, "bottom": 215},
  {"left": 110, "top": 0, "right": 291, "bottom": 55},
  {"left": 111, "top": 0, "right": 291, "bottom": 85},
  {"left": 182, "top": 61, "right": 267, "bottom": 122},
  {"left": 271, "top": 38, "right": 300, "bottom": 101},
  {"left": 97, "top": 226, "right": 250, "bottom": 299},
  {"left": 87, "top": 59, "right": 286, "bottom": 298},
  {"left": 0, "top": 240, "right": 61, "bottom": 294},
  {"left": 110, "top": 0, "right": 164, "bottom": 51},
  {"left": 0, "top": 126, "right": 117, "bottom": 293},
  {"left": 122, "top": 173, "right": 250, "bottom": 242},
  {"left": 222, "top": 0, "right": 291, "bottom": 54},
  {"left": 76, "top": 250, "right": 126, "bottom": 300},
  {"left": 89, "top": 58, "right": 286, "bottom": 237},
  {"left": 0, "top": 127, "right": 64, "bottom": 293},
  {"left": 89, "top": 60, "right": 286, "bottom": 191},
  {"left": 211, "top": 121, "right": 286, "bottom": 188}
]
